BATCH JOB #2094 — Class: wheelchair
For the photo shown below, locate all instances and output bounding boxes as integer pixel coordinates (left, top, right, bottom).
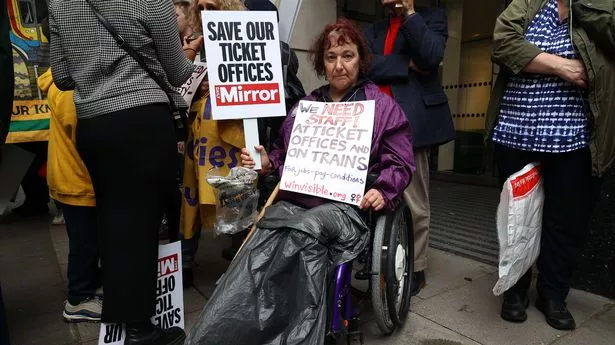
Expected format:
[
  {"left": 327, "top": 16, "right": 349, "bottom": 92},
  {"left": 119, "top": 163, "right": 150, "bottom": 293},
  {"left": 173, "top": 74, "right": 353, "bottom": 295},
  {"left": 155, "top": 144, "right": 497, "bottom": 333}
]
[{"left": 240, "top": 174, "right": 415, "bottom": 345}]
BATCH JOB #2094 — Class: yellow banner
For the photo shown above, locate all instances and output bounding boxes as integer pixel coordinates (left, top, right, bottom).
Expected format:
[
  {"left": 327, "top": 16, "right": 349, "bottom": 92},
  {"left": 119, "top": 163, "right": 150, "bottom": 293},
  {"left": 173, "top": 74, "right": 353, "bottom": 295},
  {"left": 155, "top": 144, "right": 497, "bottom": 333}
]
[{"left": 6, "top": 100, "right": 51, "bottom": 144}]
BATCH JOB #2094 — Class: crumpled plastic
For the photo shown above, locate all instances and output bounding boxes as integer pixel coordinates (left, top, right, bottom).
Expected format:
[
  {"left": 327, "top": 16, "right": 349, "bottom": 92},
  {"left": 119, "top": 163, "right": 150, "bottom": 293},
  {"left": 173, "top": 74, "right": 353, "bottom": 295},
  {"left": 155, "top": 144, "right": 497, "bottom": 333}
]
[
  {"left": 184, "top": 201, "right": 370, "bottom": 345},
  {"left": 493, "top": 162, "right": 544, "bottom": 296},
  {"left": 206, "top": 167, "right": 259, "bottom": 236}
]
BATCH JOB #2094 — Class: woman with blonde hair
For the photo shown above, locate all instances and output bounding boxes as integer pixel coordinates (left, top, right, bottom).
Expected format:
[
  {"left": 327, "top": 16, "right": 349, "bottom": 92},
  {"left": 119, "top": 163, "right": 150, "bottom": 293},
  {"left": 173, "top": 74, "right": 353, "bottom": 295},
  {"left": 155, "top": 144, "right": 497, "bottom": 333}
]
[{"left": 190, "top": 0, "right": 247, "bottom": 34}]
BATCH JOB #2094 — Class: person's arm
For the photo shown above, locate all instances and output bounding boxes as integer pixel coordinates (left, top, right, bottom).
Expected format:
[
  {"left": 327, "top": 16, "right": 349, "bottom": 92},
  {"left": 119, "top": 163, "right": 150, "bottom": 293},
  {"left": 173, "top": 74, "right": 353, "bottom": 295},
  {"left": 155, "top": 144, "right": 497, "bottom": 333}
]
[
  {"left": 398, "top": 7, "right": 448, "bottom": 71},
  {"left": 241, "top": 105, "right": 297, "bottom": 175},
  {"left": 371, "top": 102, "right": 416, "bottom": 211},
  {"left": 572, "top": 0, "right": 615, "bottom": 55},
  {"left": 49, "top": 9, "right": 75, "bottom": 91},
  {"left": 364, "top": 23, "right": 411, "bottom": 84},
  {"left": 146, "top": 0, "right": 194, "bottom": 87},
  {"left": 524, "top": 52, "right": 588, "bottom": 87},
  {"left": 492, "top": 0, "right": 544, "bottom": 75},
  {"left": 267, "top": 107, "right": 297, "bottom": 176}
]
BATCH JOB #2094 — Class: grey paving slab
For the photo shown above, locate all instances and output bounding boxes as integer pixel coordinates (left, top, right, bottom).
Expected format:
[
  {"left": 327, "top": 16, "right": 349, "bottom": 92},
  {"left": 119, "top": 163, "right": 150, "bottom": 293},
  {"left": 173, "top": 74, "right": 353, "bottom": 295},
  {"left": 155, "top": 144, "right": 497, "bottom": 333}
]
[
  {"left": 0, "top": 217, "right": 75, "bottom": 345},
  {"left": 7, "top": 311, "right": 79, "bottom": 345},
  {"left": 412, "top": 273, "right": 614, "bottom": 345},
  {"left": 49, "top": 224, "right": 69, "bottom": 245},
  {"left": 76, "top": 322, "right": 101, "bottom": 343},
  {"left": 183, "top": 286, "right": 207, "bottom": 314},
  {"left": 192, "top": 233, "right": 231, "bottom": 299},
  {"left": 418, "top": 249, "right": 497, "bottom": 300},
  {"left": 361, "top": 312, "right": 482, "bottom": 345},
  {"left": 550, "top": 304, "right": 615, "bottom": 345},
  {"left": 185, "top": 309, "right": 203, "bottom": 336}
]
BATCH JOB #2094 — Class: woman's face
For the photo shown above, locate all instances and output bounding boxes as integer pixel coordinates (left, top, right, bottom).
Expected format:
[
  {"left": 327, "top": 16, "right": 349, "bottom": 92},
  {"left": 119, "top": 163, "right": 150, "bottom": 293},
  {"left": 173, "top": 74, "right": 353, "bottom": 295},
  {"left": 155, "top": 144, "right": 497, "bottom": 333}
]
[
  {"left": 324, "top": 34, "right": 360, "bottom": 96},
  {"left": 197, "top": 0, "right": 221, "bottom": 11}
]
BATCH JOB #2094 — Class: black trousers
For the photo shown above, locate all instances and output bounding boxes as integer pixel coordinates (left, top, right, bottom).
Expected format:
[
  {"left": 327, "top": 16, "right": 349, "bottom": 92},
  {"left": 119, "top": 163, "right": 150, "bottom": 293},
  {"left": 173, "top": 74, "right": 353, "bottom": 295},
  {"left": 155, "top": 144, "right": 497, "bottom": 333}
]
[
  {"left": 495, "top": 144, "right": 594, "bottom": 302},
  {"left": 77, "top": 104, "right": 176, "bottom": 323},
  {"left": 164, "top": 153, "right": 183, "bottom": 242},
  {"left": 16, "top": 141, "right": 49, "bottom": 207},
  {"left": 56, "top": 201, "right": 101, "bottom": 304}
]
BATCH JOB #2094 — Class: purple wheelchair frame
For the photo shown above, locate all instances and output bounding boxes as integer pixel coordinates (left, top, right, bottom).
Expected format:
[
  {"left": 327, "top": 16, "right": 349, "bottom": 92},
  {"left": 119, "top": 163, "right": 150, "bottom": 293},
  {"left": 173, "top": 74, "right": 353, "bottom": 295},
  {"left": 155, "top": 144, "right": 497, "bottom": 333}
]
[{"left": 330, "top": 262, "right": 356, "bottom": 335}]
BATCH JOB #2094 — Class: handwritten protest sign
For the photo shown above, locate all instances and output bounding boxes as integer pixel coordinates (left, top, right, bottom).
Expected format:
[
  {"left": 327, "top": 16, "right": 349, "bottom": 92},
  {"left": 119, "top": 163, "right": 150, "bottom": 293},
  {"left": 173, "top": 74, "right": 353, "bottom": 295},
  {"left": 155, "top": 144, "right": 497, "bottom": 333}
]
[
  {"left": 177, "top": 61, "right": 208, "bottom": 111},
  {"left": 201, "top": 11, "right": 286, "bottom": 120},
  {"left": 280, "top": 100, "right": 375, "bottom": 206},
  {"left": 98, "top": 242, "right": 184, "bottom": 345}
]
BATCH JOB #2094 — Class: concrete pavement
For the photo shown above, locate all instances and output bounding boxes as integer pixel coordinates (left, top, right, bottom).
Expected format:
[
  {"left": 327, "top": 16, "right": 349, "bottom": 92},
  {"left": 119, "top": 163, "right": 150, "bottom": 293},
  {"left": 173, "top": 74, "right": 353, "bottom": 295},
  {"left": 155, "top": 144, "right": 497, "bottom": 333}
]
[{"left": 0, "top": 215, "right": 613, "bottom": 345}]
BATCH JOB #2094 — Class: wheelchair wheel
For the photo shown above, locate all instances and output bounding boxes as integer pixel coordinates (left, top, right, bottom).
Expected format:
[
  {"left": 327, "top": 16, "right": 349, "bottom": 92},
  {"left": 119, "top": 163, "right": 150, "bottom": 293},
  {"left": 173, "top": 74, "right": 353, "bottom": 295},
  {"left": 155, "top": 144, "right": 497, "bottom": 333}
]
[
  {"left": 385, "top": 206, "right": 413, "bottom": 325},
  {"left": 370, "top": 203, "right": 414, "bottom": 335}
]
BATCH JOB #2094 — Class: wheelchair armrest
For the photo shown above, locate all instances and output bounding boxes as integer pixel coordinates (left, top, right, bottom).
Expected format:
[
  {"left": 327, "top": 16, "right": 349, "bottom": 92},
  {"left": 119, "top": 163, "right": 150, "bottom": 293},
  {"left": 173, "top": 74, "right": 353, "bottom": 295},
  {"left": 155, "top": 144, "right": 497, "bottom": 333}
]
[{"left": 365, "top": 173, "right": 379, "bottom": 192}]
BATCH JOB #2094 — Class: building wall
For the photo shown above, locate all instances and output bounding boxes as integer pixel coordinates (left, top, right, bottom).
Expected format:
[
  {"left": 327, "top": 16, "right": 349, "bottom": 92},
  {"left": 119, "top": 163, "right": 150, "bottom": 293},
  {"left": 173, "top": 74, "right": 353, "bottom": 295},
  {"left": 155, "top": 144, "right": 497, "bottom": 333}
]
[{"left": 288, "top": 0, "right": 337, "bottom": 94}]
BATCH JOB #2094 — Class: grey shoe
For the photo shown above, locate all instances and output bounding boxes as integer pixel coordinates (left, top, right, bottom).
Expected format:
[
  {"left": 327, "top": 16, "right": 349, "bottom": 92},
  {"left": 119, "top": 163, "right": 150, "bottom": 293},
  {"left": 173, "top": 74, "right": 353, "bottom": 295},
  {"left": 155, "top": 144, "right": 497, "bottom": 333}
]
[{"left": 62, "top": 297, "right": 102, "bottom": 323}]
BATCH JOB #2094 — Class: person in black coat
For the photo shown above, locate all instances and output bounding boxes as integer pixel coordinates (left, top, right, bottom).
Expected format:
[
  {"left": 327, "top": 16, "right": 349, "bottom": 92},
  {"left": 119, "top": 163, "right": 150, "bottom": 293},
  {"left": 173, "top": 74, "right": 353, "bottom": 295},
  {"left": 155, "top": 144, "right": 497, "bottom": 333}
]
[
  {"left": 0, "top": 5, "right": 12, "bottom": 343},
  {"left": 364, "top": 0, "right": 455, "bottom": 295}
]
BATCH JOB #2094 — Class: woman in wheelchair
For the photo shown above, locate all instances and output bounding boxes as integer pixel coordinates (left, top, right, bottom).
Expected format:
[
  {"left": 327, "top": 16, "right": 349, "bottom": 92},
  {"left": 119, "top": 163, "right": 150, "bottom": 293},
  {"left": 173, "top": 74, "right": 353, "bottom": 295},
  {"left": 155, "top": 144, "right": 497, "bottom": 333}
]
[
  {"left": 185, "top": 18, "right": 415, "bottom": 345},
  {"left": 242, "top": 19, "right": 414, "bottom": 213}
]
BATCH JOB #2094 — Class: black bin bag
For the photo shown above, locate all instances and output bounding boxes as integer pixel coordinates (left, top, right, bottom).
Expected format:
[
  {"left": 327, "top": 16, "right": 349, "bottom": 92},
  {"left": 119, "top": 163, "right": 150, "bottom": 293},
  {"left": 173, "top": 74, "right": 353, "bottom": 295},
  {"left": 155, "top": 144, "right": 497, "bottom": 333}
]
[{"left": 185, "top": 201, "right": 369, "bottom": 345}]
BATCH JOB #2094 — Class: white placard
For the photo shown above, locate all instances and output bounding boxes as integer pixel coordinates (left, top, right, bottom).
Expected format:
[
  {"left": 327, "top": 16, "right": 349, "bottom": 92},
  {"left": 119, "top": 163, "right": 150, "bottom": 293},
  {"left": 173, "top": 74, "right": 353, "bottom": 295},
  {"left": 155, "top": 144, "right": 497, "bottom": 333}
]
[
  {"left": 98, "top": 242, "right": 184, "bottom": 345},
  {"left": 201, "top": 11, "right": 286, "bottom": 120},
  {"left": 279, "top": 100, "right": 375, "bottom": 206},
  {"left": 177, "top": 62, "right": 208, "bottom": 110},
  {"left": 243, "top": 118, "right": 262, "bottom": 170}
]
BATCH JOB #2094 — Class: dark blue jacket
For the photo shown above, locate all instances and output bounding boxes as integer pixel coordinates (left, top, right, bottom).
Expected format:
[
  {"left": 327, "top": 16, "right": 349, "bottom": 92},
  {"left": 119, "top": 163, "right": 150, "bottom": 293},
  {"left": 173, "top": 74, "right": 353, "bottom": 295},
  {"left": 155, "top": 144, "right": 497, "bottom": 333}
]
[{"left": 364, "top": 7, "right": 455, "bottom": 148}]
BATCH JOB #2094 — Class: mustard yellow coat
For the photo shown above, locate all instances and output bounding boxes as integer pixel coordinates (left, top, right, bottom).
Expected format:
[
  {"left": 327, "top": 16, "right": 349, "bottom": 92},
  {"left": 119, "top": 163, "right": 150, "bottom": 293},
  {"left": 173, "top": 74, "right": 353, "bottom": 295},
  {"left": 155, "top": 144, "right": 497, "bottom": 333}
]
[
  {"left": 180, "top": 95, "right": 245, "bottom": 239},
  {"left": 38, "top": 69, "right": 95, "bottom": 207}
]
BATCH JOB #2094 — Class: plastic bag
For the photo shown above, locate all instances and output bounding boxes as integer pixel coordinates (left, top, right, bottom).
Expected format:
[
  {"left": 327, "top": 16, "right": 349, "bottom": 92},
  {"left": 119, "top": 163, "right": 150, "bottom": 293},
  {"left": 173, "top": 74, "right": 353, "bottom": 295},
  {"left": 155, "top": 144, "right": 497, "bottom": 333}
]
[
  {"left": 184, "top": 201, "right": 370, "bottom": 345},
  {"left": 493, "top": 162, "right": 544, "bottom": 296},
  {"left": 206, "top": 167, "right": 259, "bottom": 236}
]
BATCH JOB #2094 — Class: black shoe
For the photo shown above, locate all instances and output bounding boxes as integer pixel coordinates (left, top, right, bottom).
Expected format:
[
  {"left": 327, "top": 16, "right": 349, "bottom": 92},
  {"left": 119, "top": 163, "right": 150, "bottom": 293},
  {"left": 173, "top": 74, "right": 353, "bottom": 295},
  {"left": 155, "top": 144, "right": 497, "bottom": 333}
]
[
  {"left": 125, "top": 322, "right": 185, "bottom": 345},
  {"left": 500, "top": 291, "right": 529, "bottom": 323},
  {"left": 183, "top": 268, "right": 193, "bottom": 289},
  {"left": 410, "top": 271, "right": 426, "bottom": 296},
  {"left": 535, "top": 297, "right": 576, "bottom": 330}
]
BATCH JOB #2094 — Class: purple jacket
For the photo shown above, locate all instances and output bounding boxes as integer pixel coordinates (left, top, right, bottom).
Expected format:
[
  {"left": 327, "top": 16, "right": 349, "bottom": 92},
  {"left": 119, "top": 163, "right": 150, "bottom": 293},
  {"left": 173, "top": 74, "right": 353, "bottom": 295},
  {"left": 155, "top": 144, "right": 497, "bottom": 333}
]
[{"left": 269, "top": 81, "right": 416, "bottom": 211}]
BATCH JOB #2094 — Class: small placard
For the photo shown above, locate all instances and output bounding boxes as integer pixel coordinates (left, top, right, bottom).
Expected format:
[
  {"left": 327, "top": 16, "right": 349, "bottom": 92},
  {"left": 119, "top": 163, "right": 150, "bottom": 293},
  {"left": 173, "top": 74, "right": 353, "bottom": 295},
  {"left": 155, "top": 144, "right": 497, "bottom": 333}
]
[
  {"left": 279, "top": 100, "right": 375, "bottom": 205},
  {"left": 201, "top": 11, "right": 286, "bottom": 120},
  {"left": 98, "top": 242, "right": 184, "bottom": 345}
]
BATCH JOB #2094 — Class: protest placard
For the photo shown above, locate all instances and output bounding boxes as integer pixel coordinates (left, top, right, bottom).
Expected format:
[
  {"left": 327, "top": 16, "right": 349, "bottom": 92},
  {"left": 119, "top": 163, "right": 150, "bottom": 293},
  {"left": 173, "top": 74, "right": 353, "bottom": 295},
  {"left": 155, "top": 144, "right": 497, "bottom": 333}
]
[
  {"left": 177, "top": 61, "right": 208, "bottom": 111},
  {"left": 201, "top": 11, "right": 286, "bottom": 120},
  {"left": 279, "top": 100, "right": 375, "bottom": 206},
  {"left": 98, "top": 242, "right": 184, "bottom": 345}
]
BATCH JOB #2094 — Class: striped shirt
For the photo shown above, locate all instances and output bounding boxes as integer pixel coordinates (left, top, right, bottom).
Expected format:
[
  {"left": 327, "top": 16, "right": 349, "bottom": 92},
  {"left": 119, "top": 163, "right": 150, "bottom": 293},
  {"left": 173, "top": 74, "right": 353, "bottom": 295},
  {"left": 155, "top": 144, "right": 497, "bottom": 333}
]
[
  {"left": 49, "top": 0, "right": 194, "bottom": 119},
  {"left": 492, "top": 0, "right": 588, "bottom": 153}
]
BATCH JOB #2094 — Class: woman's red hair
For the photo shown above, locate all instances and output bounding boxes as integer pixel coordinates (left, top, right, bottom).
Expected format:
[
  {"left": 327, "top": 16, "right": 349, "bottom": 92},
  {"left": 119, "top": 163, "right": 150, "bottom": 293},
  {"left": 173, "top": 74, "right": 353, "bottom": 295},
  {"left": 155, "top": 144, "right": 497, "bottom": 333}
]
[{"left": 310, "top": 17, "right": 372, "bottom": 78}]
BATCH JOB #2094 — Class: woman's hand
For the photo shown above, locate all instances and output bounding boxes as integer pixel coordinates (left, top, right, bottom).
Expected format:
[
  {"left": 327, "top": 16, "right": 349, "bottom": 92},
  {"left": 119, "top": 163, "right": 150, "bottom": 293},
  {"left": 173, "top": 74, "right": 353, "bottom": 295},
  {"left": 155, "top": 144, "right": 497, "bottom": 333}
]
[
  {"left": 555, "top": 58, "right": 588, "bottom": 89},
  {"left": 241, "top": 145, "right": 272, "bottom": 175},
  {"left": 402, "top": 0, "right": 415, "bottom": 15},
  {"left": 183, "top": 34, "right": 203, "bottom": 61},
  {"left": 360, "top": 189, "right": 386, "bottom": 212}
]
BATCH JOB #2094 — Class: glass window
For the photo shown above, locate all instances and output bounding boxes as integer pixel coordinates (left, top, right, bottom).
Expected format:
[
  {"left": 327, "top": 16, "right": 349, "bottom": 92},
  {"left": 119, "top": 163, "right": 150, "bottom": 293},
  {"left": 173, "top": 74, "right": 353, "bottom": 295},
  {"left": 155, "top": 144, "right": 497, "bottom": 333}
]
[
  {"left": 18, "top": 0, "right": 47, "bottom": 27},
  {"left": 18, "top": 0, "right": 36, "bottom": 26}
]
